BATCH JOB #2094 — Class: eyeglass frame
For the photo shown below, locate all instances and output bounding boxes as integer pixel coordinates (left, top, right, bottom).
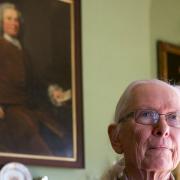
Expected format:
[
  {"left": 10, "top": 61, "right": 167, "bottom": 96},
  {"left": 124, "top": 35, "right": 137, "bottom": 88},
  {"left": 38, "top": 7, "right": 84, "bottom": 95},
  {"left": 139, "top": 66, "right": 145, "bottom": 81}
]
[{"left": 118, "top": 109, "right": 180, "bottom": 128}]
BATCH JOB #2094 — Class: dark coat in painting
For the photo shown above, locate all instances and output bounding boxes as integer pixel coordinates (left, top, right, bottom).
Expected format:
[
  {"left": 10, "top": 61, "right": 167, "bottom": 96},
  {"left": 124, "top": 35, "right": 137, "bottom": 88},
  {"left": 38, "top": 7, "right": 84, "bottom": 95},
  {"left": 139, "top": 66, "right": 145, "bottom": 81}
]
[
  {"left": 0, "top": 38, "right": 53, "bottom": 155},
  {"left": 0, "top": 38, "right": 61, "bottom": 156}
]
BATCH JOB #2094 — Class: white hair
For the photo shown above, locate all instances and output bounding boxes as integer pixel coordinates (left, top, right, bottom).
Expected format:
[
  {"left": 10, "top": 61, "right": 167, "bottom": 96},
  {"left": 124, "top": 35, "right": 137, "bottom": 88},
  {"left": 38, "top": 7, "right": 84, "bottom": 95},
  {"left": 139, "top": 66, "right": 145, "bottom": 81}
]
[{"left": 114, "top": 79, "right": 180, "bottom": 124}]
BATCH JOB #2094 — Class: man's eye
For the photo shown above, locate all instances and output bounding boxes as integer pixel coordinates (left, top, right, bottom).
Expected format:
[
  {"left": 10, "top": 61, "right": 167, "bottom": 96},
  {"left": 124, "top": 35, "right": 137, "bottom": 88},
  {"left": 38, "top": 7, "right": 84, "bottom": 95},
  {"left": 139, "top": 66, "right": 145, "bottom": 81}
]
[
  {"left": 5, "top": 17, "right": 11, "bottom": 21},
  {"left": 168, "top": 114, "right": 177, "bottom": 120},
  {"left": 140, "top": 111, "right": 152, "bottom": 117}
]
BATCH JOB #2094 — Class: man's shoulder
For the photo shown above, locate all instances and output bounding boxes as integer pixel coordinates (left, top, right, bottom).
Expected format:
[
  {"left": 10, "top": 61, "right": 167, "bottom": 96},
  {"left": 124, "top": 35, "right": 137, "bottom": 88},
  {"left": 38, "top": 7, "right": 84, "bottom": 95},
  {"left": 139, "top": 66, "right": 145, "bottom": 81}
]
[
  {"left": 0, "top": 38, "right": 6, "bottom": 43},
  {"left": 0, "top": 38, "right": 11, "bottom": 47},
  {"left": 0, "top": 38, "right": 20, "bottom": 52}
]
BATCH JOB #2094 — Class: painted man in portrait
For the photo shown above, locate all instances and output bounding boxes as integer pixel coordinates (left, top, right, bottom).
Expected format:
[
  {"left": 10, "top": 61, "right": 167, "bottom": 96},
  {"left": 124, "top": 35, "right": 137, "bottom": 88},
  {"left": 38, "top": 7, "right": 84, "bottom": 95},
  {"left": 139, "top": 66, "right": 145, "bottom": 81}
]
[{"left": 0, "top": 2, "right": 73, "bottom": 157}]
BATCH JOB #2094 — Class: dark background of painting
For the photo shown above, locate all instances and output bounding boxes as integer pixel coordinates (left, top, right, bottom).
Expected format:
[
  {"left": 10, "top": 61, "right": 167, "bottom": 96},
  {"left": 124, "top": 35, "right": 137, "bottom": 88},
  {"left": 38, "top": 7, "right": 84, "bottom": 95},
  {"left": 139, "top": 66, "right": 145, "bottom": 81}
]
[
  {"left": 167, "top": 52, "right": 180, "bottom": 84},
  {"left": 0, "top": 0, "right": 72, "bottom": 104}
]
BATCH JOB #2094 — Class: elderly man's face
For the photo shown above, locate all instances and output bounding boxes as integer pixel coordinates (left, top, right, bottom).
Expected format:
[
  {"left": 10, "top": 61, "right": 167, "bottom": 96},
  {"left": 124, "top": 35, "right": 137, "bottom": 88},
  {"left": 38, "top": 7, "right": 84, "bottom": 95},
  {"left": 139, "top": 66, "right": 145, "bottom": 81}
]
[
  {"left": 3, "top": 8, "right": 20, "bottom": 37},
  {"left": 112, "top": 84, "right": 180, "bottom": 172}
]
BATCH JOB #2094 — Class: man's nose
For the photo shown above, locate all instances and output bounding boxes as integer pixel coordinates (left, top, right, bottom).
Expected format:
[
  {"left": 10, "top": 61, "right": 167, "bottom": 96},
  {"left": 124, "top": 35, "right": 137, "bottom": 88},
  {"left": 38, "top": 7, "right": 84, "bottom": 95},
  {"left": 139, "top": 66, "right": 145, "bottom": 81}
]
[
  {"left": 10, "top": 19, "right": 18, "bottom": 25},
  {"left": 152, "top": 116, "right": 170, "bottom": 137}
]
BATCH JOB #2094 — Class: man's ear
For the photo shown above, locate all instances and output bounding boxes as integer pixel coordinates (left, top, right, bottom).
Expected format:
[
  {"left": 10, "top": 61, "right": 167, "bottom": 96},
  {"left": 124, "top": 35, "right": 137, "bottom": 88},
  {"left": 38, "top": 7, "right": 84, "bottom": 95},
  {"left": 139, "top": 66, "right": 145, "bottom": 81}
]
[{"left": 108, "top": 124, "right": 123, "bottom": 154}]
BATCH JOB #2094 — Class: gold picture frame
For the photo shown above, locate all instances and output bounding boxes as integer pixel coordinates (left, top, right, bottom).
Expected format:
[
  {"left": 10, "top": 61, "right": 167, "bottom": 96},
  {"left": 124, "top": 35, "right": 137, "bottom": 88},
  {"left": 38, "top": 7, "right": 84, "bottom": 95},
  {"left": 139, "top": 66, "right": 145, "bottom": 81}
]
[
  {"left": 157, "top": 41, "right": 180, "bottom": 84},
  {"left": 0, "top": 0, "right": 84, "bottom": 168}
]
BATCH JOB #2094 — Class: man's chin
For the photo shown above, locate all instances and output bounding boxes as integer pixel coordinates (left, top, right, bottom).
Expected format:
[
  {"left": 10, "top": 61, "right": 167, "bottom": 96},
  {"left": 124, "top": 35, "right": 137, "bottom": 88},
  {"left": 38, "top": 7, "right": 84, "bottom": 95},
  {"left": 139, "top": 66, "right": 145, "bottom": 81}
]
[
  {"left": 9, "top": 32, "right": 18, "bottom": 37},
  {"left": 141, "top": 158, "right": 173, "bottom": 172}
]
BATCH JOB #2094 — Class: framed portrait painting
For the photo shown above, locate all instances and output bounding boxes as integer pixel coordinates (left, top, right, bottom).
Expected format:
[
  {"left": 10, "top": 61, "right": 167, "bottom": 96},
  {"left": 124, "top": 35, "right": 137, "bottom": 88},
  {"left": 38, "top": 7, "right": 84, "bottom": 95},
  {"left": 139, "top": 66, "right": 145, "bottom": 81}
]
[
  {"left": 0, "top": 0, "right": 84, "bottom": 168},
  {"left": 157, "top": 41, "right": 180, "bottom": 84}
]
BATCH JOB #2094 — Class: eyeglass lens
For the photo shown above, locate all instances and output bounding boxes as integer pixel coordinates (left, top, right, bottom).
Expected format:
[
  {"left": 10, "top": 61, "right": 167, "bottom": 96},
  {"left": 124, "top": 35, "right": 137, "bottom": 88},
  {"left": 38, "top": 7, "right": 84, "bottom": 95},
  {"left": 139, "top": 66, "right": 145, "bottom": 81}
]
[{"left": 135, "top": 110, "right": 180, "bottom": 127}]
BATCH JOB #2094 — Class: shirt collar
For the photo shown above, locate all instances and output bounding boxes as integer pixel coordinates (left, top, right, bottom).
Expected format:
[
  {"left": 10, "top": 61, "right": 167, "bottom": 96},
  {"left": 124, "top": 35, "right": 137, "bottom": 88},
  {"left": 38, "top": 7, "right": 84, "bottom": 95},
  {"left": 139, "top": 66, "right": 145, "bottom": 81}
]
[{"left": 3, "top": 33, "right": 22, "bottom": 49}]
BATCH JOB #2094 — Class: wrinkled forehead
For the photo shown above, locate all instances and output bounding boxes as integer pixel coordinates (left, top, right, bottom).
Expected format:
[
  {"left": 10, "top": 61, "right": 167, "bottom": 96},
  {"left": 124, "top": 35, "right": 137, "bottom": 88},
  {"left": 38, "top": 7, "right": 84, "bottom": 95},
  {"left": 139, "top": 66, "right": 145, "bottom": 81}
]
[{"left": 128, "top": 83, "right": 180, "bottom": 111}]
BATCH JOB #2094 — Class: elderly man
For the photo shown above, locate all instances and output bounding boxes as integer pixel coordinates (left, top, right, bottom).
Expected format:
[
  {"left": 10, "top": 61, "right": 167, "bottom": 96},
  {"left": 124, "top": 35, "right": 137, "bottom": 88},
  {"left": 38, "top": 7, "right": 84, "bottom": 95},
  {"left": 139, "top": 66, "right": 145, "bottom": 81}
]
[{"left": 108, "top": 79, "right": 180, "bottom": 180}]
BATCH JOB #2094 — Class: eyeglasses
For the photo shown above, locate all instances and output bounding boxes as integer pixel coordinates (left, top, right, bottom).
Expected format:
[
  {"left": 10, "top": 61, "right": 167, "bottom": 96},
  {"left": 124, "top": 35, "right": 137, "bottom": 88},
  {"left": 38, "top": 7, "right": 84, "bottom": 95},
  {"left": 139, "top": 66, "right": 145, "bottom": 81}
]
[{"left": 118, "top": 109, "right": 180, "bottom": 128}]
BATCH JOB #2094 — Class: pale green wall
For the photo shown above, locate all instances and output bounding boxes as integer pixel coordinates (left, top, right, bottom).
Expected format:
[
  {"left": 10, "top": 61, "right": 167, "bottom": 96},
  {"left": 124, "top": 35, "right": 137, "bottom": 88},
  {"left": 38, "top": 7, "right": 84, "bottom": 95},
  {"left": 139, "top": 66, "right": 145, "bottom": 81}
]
[
  {"left": 151, "top": 0, "right": 180, "bottom": 76},
  {"left": 28, "top": 0, "right": 152, "bottom": 179}
]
